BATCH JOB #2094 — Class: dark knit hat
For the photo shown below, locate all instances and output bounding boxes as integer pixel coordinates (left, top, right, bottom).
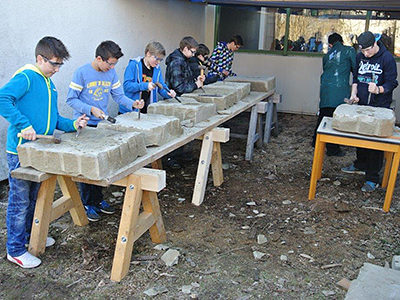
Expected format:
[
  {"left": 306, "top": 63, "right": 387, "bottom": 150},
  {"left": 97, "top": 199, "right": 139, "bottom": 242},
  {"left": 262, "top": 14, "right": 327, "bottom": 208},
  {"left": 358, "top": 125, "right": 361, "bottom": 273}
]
[{"left": 357, "top": 31, "right": 376, "bottom": 49}]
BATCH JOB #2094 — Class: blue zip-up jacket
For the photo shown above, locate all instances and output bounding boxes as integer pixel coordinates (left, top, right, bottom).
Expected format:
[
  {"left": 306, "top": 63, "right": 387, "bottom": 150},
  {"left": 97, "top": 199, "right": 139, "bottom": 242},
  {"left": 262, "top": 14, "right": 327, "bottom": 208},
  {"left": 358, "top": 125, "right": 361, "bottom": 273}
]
[
  {"left": 120, "top": 57, "right": 171, "bottom": 113},
  {"left": 0, "top": 64, "right": 77, "bottom": 154},
  {"left": 353, "top": 41, "right": 398, "bottom": 108}
]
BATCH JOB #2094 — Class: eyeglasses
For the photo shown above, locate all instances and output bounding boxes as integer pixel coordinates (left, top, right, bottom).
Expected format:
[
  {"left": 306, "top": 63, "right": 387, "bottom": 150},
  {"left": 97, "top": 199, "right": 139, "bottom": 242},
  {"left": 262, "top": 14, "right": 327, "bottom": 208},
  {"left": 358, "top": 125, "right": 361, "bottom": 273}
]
[
  {"left": 42, "top": 55, "right": 64, "bottom": 68},
  {"left": 101, "top": 57, "right": 118, "bottom": 66},
  {"left": 189, "top": 49, "right": 196, "bottom": 55},
  {"left": 152, "top": 55, "right": 164, "bottom": 62}
]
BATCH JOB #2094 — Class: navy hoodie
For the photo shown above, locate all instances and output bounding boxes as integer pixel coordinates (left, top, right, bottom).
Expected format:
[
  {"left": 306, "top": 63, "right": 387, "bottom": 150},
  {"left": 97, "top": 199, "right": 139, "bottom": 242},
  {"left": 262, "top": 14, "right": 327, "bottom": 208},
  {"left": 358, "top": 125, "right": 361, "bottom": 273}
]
[{"left": 353, "top": 41, "right": 398, "bottom": 108}]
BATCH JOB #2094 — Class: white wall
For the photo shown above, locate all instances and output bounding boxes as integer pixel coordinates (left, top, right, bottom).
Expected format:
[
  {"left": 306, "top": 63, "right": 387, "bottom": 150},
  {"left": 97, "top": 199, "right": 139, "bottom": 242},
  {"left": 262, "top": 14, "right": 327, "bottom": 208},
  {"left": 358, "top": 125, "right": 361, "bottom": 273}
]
[
  {"left": 0, "top": 0, "right": 206, "bottom": 180},
  {"left": 232, "top": 52, "right": 400, "bottom": 117}
]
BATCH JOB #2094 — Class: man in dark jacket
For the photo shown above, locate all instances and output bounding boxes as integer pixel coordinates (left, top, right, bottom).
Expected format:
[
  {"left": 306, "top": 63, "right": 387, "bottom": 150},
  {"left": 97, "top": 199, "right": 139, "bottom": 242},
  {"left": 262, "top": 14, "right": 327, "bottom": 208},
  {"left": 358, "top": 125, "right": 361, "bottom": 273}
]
[
  {"left": 165, "top": 36, "right": 204, "bottom": 96},
  {"left": 342, "top": 31, "right": 398, "bottom": 192},
  {"left": 313, "top": 33, "right": 356, "bottom": 156}
]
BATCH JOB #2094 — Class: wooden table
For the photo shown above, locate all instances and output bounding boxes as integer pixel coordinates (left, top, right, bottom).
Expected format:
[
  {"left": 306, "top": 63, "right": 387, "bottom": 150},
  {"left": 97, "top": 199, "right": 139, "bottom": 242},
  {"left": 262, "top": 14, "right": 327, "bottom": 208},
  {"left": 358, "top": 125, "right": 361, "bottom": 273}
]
[
  {"left": 11, "top": 91, "right": 271, "bottom": 281},
  {"left": 309, "top": 117, "right": 400, "bottom": 212}
]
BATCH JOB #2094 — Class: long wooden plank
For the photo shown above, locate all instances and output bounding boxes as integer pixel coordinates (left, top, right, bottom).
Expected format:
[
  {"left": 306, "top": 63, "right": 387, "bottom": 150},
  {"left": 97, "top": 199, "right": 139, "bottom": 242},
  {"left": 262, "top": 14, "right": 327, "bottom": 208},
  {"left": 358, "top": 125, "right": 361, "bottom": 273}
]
[
  {"left": 211, "top": 142, "right": 224, "bottom": 187},
  {"left": 50, "top": 196, "right": 73, "bottom": 222},
  {"left": 142, "top": 191, "right": 166, "bottom": 244}
]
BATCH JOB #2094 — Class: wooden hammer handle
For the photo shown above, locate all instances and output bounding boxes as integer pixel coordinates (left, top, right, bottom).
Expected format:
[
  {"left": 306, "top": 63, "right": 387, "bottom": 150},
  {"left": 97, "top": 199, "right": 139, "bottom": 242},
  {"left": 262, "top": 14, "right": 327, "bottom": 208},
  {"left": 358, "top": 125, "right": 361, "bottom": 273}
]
[{"left": 17, "top": 133, "right": 54, "bottom": 140}]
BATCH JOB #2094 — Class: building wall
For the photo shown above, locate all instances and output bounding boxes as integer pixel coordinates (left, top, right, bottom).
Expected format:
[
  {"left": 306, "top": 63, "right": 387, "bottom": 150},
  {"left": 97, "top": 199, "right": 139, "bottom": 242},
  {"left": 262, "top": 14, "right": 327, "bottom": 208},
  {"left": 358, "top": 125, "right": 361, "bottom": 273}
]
[
  {"left": 0, "top": 0, "right": 206, "bottom": 180},
  {"left": 232, "top": 52, "right": 400, "bottom": 116}
]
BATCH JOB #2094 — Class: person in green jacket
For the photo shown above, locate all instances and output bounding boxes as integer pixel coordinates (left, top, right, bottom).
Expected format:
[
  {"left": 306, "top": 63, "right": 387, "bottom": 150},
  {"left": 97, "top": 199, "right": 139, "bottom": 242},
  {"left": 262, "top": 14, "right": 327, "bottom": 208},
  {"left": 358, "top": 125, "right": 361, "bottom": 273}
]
[{"left": 312, "top": 33, "right": 356, "bottom": 156}]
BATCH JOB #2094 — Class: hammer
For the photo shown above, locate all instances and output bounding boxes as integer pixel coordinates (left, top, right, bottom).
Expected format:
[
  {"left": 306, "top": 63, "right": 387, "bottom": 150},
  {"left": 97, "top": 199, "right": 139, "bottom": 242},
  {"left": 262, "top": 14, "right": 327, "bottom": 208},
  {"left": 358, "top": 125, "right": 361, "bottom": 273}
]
[
  {"left": 198, "top": 64, "right": 207, "bottom": 93},
  {"left": 17, "top": 133, "right": 61, "bottom": 144},
  {"left": 154, "top": 82, "right": 182, "bottom": 103}
]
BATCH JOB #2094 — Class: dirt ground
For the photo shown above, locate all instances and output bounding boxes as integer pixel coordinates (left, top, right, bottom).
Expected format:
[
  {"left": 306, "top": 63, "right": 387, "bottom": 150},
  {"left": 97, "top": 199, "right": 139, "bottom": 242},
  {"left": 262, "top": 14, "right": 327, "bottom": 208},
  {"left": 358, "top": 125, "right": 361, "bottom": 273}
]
[{"left": 1, "top": 112, "right": 400, "bottom": 299}]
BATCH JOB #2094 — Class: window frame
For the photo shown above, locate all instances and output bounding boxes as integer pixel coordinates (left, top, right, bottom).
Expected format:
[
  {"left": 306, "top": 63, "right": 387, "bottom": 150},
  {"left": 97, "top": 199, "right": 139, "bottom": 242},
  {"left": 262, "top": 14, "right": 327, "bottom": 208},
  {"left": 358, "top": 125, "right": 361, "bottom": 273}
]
[{"left": 213, "top": 5, "right": 400, "bottom": 62}]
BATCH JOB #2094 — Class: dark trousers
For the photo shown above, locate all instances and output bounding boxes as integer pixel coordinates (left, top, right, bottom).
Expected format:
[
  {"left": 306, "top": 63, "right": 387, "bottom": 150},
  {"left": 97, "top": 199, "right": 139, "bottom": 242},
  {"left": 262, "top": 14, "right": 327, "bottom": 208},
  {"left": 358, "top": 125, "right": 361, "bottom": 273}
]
[
  {"left": 354, "top": 148, "right": 383, "bottom": 184},
  {"left": 79, "top": 182, "right": 103, "bottom": 207},
  {"left": 312, "top": 107, "right": 341, "bottom": 155}
]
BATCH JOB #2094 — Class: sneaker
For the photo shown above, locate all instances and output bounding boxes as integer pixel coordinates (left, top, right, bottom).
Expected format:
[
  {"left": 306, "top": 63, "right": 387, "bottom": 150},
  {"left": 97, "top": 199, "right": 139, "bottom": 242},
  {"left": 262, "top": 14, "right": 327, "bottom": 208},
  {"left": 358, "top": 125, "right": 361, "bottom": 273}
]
[
  {"left": 341, "top": 164, "right": 366, "bottom": 175},
  {"left": 25, "top": 236, "right": 55, "bottom": 248},
  {"left": 7, "top": 251, "right": 41, "bottom": 268},
  {"left": 84, "top": 205, "right": 101, "bottom": 222},
  {"left": 98, "top": 200, "right": 115, "bottom": 215},
  {"left": 361, "top": 181, "right": 379, "bottom": 192}
]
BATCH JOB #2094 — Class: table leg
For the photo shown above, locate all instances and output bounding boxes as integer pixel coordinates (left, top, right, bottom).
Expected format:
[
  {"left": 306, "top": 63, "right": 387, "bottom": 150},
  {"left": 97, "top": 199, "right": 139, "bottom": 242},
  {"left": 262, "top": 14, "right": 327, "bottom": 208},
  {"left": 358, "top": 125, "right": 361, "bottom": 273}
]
[
  {"left": 245, "top": 105, "right": 258, "bottom": 161},
  {"left": 28, "top": 175, "right": 57, "bottom": 256},
  {"left": 263, "top": 101, "right": 274, "bottom": 144},
  {"left": 382, "top": 151, "right": 393, "bottom": 189},
  {"left": 111, "top": 174, "right": 142, "bottom": 282},
  {"left": 383, "top": 150, "right": 400, "bottom": 212},
  {"left": 151, "top": 159, "right": 163, "bottom": 170},
  {"left": 308, "top": 134, "right": 325, "bottom": 200},
  {"left": 142, "top": 191, "right": 166, "bottom": 243},
  {"left": 211, "top": 142, "right": 223, "bottom": 187}
]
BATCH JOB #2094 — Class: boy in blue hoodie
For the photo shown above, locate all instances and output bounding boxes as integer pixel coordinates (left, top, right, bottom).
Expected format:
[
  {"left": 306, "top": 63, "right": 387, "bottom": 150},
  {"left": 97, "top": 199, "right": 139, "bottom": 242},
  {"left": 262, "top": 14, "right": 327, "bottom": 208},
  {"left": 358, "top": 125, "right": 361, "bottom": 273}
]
[
  {"left": 342, "top": 31, "right": 398, "bottom": 192},
  {"left": 119, "top": 41, "right": 176, "bottom": 114},
  {"left": 0, "top": 36, "right": 89, "bottom": 268},
  {"left": 67, "top": 41, "right": 144, "bottom": 221}
]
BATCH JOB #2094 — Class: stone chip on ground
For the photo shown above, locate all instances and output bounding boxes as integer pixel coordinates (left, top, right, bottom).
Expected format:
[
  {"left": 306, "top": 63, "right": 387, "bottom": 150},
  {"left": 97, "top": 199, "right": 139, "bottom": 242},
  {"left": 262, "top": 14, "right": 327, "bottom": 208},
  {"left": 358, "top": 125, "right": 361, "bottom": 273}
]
[{"left": 161, "top": 249, "right": 180, "bottom": 267}]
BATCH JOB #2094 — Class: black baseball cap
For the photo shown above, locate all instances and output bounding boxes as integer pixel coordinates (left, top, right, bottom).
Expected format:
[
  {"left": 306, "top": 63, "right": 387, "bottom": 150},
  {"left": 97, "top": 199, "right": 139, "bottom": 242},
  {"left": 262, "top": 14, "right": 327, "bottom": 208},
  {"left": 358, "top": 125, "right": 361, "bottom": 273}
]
[{"left": 357, "top": 31, "right": 376, "bottom": 49}]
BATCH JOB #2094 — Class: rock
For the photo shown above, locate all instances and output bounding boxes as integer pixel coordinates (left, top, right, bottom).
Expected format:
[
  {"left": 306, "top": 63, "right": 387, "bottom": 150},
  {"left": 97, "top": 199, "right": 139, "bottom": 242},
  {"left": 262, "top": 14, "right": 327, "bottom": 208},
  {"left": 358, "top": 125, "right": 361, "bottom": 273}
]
[
  {"left": 257, "top": 234, "right": 268, "bottom": 244},
  {"left": 282, "top": 200, "right": 291, "bottom": 205},
  {"left": 177, "top": 197, "right": 185, "bottom": 203},
  {"left": 367, "top": 252, "right": 375, "bottom": 259},
  {"left": 229, "top": 213, "right": 236, "bottom": 217},
  {"left": 320, "top": 177, "right": 330, "bottom": 182},
  {"left": 336, "top": 278, "right": 351, "bottom": 290},
  {"left": 303, "top": 227, "right": 316, "bottom": 235},
  {"left": 333, "top": 180, "right": 341, "bottom": 186},
  {"left": 143, "top": 286, "right": 168, "bottom": 297},
  {"left": 322, "top": 290, "right": 335, "bottom": 296},
  {"left": 181, "top": 285, "right": 192, "bottom": 294},
  {"left": 256, "top": 213, "right": 266, "bottom": 217},
  {"left": 222, "top": 163, "right": 230, "bottom": 170},
  {"left": 332, "top": 104, "right": 395, "bottom": 137},
  {"left": 392, "top": 255, "right": 400, "bottom": 270},
  {"left": 253, "top": 210, "right": 259, "bottom": 214},
  {"left": 191, "top": 282, "right": 200, "bottom": 288},
  {"left": 112, "top": 191, "right": 123, "bottom": 197},
  {"left": 300, "top": 253, "right": 313, "bottom": 260},
  {"left": 253, "top": 251, "right": 266, "bottom": 260},
  {"left": 153, "top": 244, "right": 169, "bottom": 251},
  {"left": 241, "top": 226, "right": 250, "bottom": 230},
  {"left": 246, "top": 201, "right": 256, "bottom": 206},
  {"left": 161, "top": 249, "right": 180, "bottom": 267},
  {"left": 280, "top": 255, "right": 288, "bottom": 262}
]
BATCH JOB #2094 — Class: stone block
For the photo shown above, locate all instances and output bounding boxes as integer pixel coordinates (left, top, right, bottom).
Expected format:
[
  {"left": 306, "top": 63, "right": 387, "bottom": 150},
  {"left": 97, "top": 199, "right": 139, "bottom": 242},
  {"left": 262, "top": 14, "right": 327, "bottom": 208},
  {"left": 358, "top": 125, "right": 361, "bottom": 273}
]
[
  {"left": 17, "top": 127, "right": 146, "bottom": 180},
  {"left": 148, "top": 98, "right": 217, "bottom": 127},
  {"left": 97, "top": 112, "right": 183, "bottom": 146},
  {"left": 207, "top": 81, "right": 251, "bottom": 100},
  {"left": 226, "top": 76, "right": 276, "bottom": 92},
  {"left": 182, "top": 86, "right": 238, "bottom": 110},
  {"left": 332, "top": 104, "right": 395, "bottom": 137}
]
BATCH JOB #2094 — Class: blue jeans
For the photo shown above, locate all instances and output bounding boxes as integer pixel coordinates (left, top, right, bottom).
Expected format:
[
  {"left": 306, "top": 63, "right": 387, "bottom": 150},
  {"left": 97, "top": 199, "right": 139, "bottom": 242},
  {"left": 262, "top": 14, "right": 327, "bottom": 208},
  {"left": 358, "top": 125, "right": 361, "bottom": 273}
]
[
  {"left": 6, "top": 153, "right": 40, "bottom": 256},
  {"left": 79, "top": 183, "right": 103, "bottom": 207}
]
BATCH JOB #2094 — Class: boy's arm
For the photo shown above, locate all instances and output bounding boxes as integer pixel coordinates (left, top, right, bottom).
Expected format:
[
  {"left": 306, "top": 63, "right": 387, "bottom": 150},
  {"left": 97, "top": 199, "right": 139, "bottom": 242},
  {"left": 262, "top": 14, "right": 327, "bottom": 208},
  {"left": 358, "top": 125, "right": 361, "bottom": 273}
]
[
  {"left": 0, "top": 73, "right": 33, "bottom": 132},
  {"left": 56, "top": 113, "right": 77, "bottom": 132},
  {"left": 381, "top": 55, "right": 399, "bottom": 94},
  {"left": 168, "top": 60, "right": 197, "bottom": 95},
  {"left": 123, "top": 62, "right": 148, "bottom": 94},
  {"left": 157, "top": 73, "right": 171, "bottom": 99},
  {"left": 66, "top": 71, "right": 93, "bottom": 116}
]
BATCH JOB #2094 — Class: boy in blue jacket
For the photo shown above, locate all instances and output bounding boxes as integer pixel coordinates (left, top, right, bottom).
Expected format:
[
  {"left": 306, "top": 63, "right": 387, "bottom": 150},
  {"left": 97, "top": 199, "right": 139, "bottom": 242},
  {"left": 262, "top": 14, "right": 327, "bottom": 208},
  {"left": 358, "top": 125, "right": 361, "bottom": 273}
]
[
  {"left": 0, "top": 36, "right": 88, "bottom": 268},
  {"left": 67, "top": 40, "right": 143, "bottom": 222},
  {"left": 342, "top": 31, "right": 398, "bottom": 192},
  {"left": 119, "top": 41, "right": 176, "bottom": 114}
]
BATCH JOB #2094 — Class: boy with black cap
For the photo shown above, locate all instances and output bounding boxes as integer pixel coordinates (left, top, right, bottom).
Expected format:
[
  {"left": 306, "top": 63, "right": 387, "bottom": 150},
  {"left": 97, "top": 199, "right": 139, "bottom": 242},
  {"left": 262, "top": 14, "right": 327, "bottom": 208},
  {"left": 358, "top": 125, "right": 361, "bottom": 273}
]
[{"left": 341, "top": 31, "right": 398, "bottom": 192}]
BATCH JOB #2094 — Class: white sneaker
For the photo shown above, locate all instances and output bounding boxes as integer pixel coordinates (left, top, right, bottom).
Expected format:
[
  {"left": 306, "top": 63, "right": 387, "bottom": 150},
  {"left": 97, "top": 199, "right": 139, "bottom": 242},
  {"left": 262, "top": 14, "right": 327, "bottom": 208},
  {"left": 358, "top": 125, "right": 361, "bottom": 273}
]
[
  {"left": 7, "top": 251, "right": 41, "bottom": 268},
  {"left": 25, "top": 236, "right": 56, "bottom": 248}
]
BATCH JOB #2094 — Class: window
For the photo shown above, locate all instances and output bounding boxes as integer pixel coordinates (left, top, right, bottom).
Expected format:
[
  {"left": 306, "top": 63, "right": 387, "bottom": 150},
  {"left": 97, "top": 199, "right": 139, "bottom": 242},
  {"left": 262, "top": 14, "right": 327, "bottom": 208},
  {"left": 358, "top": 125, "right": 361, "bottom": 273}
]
[{"left": 369, "top": 12, "right": 400, "bottom": 56}]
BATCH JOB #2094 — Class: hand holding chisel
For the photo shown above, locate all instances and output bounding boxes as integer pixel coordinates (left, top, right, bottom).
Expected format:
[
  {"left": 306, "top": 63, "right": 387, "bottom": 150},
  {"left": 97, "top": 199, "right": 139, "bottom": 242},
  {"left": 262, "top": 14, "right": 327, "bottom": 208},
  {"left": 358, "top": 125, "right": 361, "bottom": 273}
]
[{"left": 154, "top": 82, "right": 181, "bottom": 103}]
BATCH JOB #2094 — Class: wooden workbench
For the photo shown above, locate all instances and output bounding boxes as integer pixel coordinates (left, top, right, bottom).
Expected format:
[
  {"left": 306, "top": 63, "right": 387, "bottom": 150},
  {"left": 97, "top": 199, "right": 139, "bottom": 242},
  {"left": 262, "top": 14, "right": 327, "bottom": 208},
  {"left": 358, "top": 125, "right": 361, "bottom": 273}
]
[
  {"left": 11, "top": 91, "right": 271, "bottom": 281},
  {"left": 309, "top": 117, "right": 400, "bottom": 212}
]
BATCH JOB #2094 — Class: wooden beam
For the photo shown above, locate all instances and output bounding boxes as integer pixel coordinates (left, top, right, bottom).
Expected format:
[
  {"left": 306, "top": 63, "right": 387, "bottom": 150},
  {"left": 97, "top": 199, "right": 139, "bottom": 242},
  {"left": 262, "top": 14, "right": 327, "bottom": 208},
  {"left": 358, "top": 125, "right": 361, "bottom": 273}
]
[
  {"left": 113, "top": 168, "right": 166, "bottom": 192},
  {"left": 50, "top": 196, "right": 73, "bottom": 222}
]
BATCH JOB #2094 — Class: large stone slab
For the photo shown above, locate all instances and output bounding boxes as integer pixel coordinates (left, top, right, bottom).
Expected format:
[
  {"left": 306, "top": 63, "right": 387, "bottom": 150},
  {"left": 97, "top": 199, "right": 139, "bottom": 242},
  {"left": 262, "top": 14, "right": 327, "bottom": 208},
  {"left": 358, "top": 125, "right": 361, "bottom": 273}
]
[
  {"left": 182, "top": 86, "right": 239, "bottom": 110},
  {"left": 226, "top": 76, "right": 276, "bottom": 92},
  {"left": 147, "top": 98, "right": 216, "bottom": 127},
  {"left": 97, "top": 112, "right": 183, "bottom": 146},
  {"left": 332, "top": 104, "right": 395, "bottom": 137},
  {"left": 345, "top": 263, "right": 400, "bottom": 300},
  {"left": 207, "top": 81, "right": 251, "bottom": 100},
  {"left": 17, "top": 127, "right": 146, "bottom": 180}
]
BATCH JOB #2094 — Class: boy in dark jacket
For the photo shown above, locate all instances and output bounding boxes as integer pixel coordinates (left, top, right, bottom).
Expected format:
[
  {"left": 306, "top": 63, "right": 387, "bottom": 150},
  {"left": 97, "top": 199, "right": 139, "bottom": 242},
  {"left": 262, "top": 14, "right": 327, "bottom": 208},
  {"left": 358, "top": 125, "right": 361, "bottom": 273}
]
[
  {"left": 342, "top": 31, "right": 398, "bottom": 192},
  {"left": 165, "top": 36, "right": 204, "bottom": 96},
  {"left": 188, "top": 44, "right": 218, "bottom": 86},
  {"left": 0, "top": 37, "right": 88, "bottom": 268}
]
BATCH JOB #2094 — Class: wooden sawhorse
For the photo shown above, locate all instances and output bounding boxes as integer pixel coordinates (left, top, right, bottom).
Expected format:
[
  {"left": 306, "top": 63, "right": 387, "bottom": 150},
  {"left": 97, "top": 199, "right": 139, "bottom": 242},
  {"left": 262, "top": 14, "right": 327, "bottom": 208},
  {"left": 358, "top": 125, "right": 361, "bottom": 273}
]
[
  {"left": 12, "top": 167, "right": 166, "bottom": 282},
  {"left": 192, "top": 127, "right": 230, "bottom": 206},
  {"left": 309, "top": 117, "right": 400, "bottom": 212},
  {"left": 245, "top": 93, "right": 281, "bottom": 160}
]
